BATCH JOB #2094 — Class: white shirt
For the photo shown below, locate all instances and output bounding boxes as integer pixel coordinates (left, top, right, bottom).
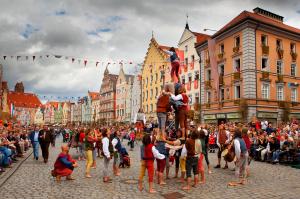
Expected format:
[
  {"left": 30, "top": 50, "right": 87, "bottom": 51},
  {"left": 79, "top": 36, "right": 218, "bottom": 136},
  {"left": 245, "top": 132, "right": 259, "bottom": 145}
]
[
  {"left": 112, "top": 138, "right": 118, "bottom": 152},
  {"left": 261, "top": 121, "right": 268, "bottom": 130},
  {"left": 134, "top": 113, "right": 146, "bottom": 124},
  {"left": 102, "top": 137, "right": 110, "bottom": 158},
  {"left": 171, "top": 94, "right": 183, "bottom": 101},
  {"left": 234, "top": 139, "right": 241, "bottom": 159},
  {"left": 152, "top": 146, "right": 165, "bottom": 160},
  {"left": 216, "top": 130, "right": 231, "bottom": 145},
  {"left": 181, "top": 144, "right": 187, "bottom": 158}
]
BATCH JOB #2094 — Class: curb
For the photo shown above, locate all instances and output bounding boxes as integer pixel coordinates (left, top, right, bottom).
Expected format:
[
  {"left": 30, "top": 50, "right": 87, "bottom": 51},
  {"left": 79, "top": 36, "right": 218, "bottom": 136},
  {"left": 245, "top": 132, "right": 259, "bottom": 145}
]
[{"left": 0, "top": 149, "right": 33, "bottom": 187}]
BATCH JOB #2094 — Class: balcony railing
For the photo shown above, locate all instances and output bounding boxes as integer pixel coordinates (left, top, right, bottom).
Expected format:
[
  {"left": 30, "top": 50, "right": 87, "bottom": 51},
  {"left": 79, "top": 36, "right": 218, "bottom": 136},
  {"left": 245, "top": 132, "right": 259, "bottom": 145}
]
[
  {"left": 262, "top": 71, "right": 269, "bottom": 79},
  {"left": 233, "top": 46, "right": 240, "bottom": 54},
  {"left": 291, "top": 52, "right": 298, "bottom": 61},
  {"left": 233, "top": 72, "right": 240, "bottom": 80},
  {"left": 218, "top": 53, "right": 224, "bottom": 60},
  {"left": 262, "top": 45, "right": 269, "bottom": 55}
]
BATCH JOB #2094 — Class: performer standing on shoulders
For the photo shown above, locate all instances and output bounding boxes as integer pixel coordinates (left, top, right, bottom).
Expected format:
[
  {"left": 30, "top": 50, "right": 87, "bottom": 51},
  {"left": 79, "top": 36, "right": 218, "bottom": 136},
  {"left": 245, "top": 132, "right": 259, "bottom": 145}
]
[
  {"left": 228, "top": 128, "right": 248, "bottom": 186},
  {"left": 163, "top": 47, "right": 180, "bottom": 83}
]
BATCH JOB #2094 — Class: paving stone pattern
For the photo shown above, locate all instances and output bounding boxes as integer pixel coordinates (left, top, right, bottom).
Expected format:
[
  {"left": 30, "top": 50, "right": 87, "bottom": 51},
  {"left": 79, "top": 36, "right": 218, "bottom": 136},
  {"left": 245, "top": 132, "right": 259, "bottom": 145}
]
[{"left": 0, "top": 137, "right": 299, "bottom": 199}]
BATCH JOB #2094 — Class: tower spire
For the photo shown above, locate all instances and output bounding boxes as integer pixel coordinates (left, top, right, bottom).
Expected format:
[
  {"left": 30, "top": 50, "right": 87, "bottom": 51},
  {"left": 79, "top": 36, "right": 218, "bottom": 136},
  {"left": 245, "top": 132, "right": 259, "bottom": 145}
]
[{"left": 185, "top": 13, "right": 189, "bottom": 30}]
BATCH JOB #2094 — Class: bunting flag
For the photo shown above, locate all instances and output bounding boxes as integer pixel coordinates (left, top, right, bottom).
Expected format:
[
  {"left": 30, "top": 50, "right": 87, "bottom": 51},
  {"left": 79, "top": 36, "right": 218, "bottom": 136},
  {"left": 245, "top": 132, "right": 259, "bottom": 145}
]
[
  {"left": 3, "top": 56, "right": 6, "bottom": 60},
  {"left": 84, "top": 60, "right": 87, "bottom": 66},
  {"left": 194, "top": 80, "right": 198, "bottom": 89},
  {"left": 10, "top": 56, "right": 14, "bottom": 59},
  {"left": 17, "top": 56, "right": 21, "bottom": 60},
  {"left": 54, "top": 55, "right": 62, "bottom": 58},
  {"left": 72, "top": 58, "right": 75, "bottom": 63},
  {"left": 46, "top": 55, "right": 49, "bottom": 58},
  {"left": 96, "top": 61, "right": 99, "bottom": 67},
  {"left": 33, "top": 56, "right": 36, "bottom": 61},
  {"left": 26, "top": 56, "right": 29, "bottom": 60},
  {"left": 39, "top": 55, "right": 43, "bottom": 59}
]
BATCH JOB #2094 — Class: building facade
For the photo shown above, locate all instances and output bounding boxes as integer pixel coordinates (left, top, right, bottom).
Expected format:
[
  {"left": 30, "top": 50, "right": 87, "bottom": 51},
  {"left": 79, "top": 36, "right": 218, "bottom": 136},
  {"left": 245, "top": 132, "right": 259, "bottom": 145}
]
[
  {"left": 116, "top": 65, "right": 134, "bottom": 123},
  {"left": 89, "top": 92, "right": 100, "bottom": 123},
  {"left": 62, "top": 102, "right": 71, "bottom": 125},
  {"left": 178, "top": 24, "right": 210, "bottom": 109},
  {"left": 141, "top": 37, "right": 172, "bottom": 120},
  {"left": 130, "top": 74, "right": 142, "bottom": 123},
  {"left": 195, "top": 7, "right": 300, "bottom": 125},
  {"left": 99, "top": 67, "right": 118, "bottom": 124}
]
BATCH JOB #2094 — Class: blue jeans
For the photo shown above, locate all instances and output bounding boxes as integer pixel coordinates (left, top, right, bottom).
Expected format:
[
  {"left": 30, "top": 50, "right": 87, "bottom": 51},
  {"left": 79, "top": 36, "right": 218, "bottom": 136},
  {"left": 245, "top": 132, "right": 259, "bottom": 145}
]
[
  {"left": 32, "top": 141, "right": 39, "bottom": 158},
  {"left": 0, "top": 146, "right": 12, "bottom": 165},
  {"left": 157, "top": 112, "right": 167, "bottom": 130},
  {"left": 272, "top": 150, "right": 281, "bottom": 161}
]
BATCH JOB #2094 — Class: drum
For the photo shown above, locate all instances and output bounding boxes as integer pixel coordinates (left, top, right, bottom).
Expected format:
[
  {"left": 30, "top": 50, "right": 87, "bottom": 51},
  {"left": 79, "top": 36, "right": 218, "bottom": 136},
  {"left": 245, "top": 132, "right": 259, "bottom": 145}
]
[{"left": 223, "top": 149, "right": 235, "bottom": 162}]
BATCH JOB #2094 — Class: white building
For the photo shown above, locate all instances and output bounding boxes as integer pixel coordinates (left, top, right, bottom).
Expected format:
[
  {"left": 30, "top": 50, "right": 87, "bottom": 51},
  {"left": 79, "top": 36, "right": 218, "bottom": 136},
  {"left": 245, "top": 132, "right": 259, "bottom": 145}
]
[{"left": 130, "top": 74, "right": 141, "bottom": 123}]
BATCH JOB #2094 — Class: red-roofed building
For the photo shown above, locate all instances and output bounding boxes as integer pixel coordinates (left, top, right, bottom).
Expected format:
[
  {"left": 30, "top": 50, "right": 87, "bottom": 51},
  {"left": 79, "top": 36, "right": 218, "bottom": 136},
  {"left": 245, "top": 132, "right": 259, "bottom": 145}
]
[
  {"left": 44, "top": 101, "right": 58, "bottom": 124},
  {"left": 195, "top": 7, "right": 300, "bottom": 124},
  {"left": 89, "top": 91, "right": 101, "bottom": 122},
  {"left": 7, "top": 83, "right": 42, "bottom": 125}
]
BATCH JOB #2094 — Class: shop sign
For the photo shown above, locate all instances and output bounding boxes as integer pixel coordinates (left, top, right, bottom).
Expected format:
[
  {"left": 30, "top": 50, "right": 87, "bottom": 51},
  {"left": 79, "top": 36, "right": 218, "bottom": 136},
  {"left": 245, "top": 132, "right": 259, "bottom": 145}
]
[
  {"left": 257, "top": 112, "right": 278, "bottom": 119},
  {"left": 226, "top": 113, "right": 241, "bottom": 119},
  {"left": 204, "top": 114, "right": 216, "bottom": 120},
  {"left": 216, "top": 113, "right": 226, "bottom": 119}
]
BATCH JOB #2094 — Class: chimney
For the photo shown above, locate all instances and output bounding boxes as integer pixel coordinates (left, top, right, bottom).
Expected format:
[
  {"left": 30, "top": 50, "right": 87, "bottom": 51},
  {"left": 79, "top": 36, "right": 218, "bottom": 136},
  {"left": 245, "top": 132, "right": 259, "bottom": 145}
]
[{"left": 253, "top": 7, "right": 284, "bottom": 23}]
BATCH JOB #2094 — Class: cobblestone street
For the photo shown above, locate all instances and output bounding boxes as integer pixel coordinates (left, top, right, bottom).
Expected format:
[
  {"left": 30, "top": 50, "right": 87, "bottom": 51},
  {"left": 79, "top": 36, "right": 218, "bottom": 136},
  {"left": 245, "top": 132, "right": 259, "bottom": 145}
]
[{"left": 0, "top": 137, "right": 299, "bottom": 199}]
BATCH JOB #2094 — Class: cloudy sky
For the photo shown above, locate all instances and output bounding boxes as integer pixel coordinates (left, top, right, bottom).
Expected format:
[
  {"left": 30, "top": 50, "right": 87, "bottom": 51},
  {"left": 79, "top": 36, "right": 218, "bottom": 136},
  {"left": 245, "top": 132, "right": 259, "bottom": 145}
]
[{"left": 0, "top": 0, "right": 299, "bottom": 102}]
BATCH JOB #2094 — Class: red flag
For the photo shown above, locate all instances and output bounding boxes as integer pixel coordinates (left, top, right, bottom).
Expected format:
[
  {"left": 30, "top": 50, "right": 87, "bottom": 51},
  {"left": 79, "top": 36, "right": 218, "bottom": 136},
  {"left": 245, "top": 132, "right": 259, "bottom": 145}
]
[
  {"left": 194, "top": 80, "right": 198, "bottom": 89},
  {"left": 96, "top": 62, "right": 99, "bottom": 67},
  {"left": 84, "top": 60, "right": 87, "bottom": 66},
  {"left": 72, "top": 58, "right": 75, "bottom": 63},
  {"left": 190, "top": 62, "right": 194, "bottom": 70},
  {"left": 3, "top": 56, "right": 6, "bottom": 60},
  {"left": 33, "top": 56, "right": 35, "bottom": 61},
  {"left": 184, "top": 65, "right": 188, "bottom": 72}
]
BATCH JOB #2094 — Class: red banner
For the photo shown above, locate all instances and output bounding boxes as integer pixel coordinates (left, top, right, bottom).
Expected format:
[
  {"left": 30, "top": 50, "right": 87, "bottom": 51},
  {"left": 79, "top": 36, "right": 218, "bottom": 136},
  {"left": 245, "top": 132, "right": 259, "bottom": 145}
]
[
  {"left": 194, "top": 80, "right": 198, "bottom": 89},
  {"left": 184, "top": 65, "right": 188, "bottom": 72},
  {"left": 190, "top": 62, "right": 194, "bottom": 70},
  {"left": 187, "top": 82, "right": 191, "bottom": 91}
]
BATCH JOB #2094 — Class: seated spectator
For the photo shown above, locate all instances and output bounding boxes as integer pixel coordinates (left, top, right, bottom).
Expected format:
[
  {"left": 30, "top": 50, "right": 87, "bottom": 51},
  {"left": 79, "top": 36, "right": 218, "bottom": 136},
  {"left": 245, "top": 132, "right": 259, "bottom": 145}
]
[{"left": 52, "top": 145, "right": 78, "bottom": 182}]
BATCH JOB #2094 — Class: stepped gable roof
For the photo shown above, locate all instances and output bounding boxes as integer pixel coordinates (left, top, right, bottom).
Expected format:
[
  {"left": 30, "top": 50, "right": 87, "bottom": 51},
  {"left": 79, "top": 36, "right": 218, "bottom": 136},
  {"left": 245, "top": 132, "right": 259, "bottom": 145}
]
[
  {"left": 8, "top": 91, "right": 42, "bottom": 108},
  {"left": 214, "top": 10, "right": 300, "bottom": 38}
]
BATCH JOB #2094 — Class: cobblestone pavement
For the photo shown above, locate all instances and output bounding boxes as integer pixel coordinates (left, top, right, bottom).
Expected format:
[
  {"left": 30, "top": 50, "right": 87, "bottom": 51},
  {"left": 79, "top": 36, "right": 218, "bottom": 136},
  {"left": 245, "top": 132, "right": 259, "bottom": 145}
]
[{"left": 1, "top": 137, "right": 300, "bottom": 199}]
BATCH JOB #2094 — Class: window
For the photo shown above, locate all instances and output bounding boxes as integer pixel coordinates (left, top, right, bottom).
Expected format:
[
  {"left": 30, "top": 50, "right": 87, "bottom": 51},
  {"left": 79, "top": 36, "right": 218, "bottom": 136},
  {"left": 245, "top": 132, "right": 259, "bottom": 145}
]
[
  {"left": 185, "top": 58, "right": 188, "bottom": 66},
  {"left": 261, "top": 35, "right": 268, "bottom": 46},
  {"left": 150, "top": 104, "right": 153, "bottom": 112},
  {"left": 195, "top": 93, "right": 199, "bottom": 103},
  {"left": 150, "top": 89, "right": 153, "bottom": 97},
  {"left": 189, "top": 95, "right": 192, "bottom": 105},
  {"left": 191, "top": 55, "right": 195, "bottom": 63},
  {"left": 219, "top": 64, "right": 225, "bottom": 76},
  {"left": 188, "top": 73, "right": 192, "bottom": 82},
  {"left": 220, "top": 88, "right": 225, "bottom": 101},
  {"left": 207, "top": 70, "right": 211, "bottom": 80},
  {"left": 195, "top": 71, "right": 200, "bottom": 80},
  {"left": 276, "top": 39, "right": 283, "bottom": 50},
  {"left": 220, "top": 43, "right": 224, "bottom": 54},
  {"left": 146, "top": 78, "right": 148, "bottom": 85},
  {"left": 182, "top": 75, "right": 186, "bottom": 84},
  {"left": 291, "top": 43, "right": 296, "bottom": 53},
  {"left": 262, "top": 83, "right": 270, "bottom": 99},
  {"left": 235, "top": 85, "right": 241, "bottom": 99},
  {"left": 277, "top": 60, "right": 283, "bottom": 74},
  {"left": 150, "top": 75, "right": 153, "bottom": 83},
  {"left": 235, "top": 36, "right": 240, "bottom": 47},
  {"left": 262, "top": 57, "right": 269, "bottom": 71},
  {"left": 155, "top": 87, "right": 158, "bottom": 96},
  {"left": 277, "top": 85, "right": 284, "bottom": 101},
  {"left": 291, "top": 88, "right": 297, "bottom": 102},
  {"left": 185, "top": 45, "right": 188, "bottom": 52},
  {"left": 206, "top": 91, "right": 211, "bottom": 103},
  {"left": 234, "top": 58, "right": 241, "bottom": 72},
  {"left": 155, "top": 73, "right": 158, "bottom": 82},
  {"left": 205, "top": 51, "right": 209, "bottom": 60},
  {"left": 291, "top": 63, "right": 296, "bottom": 76}
]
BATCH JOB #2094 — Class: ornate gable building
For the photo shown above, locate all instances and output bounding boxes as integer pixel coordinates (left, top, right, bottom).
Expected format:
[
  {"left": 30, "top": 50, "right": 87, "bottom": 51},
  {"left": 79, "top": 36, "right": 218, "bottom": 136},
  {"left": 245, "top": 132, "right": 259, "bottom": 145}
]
[{"left": 99, "top": 66, "right": 118, "bottom": 124}]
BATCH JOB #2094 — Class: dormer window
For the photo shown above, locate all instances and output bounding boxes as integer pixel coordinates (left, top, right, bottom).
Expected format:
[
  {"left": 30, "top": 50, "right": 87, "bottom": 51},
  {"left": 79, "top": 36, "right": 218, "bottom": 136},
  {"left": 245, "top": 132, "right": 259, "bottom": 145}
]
[
  {"left": 261, "top": 35, "right": 268, "bottom": 46},
  {"left": 291, "top": 43, "right": 296, "bottom": 53},
  {"left": 235, "top": 36, "right": 240, "bottom": 47},
  {"left": 276, "top": 39, "right": 283, "bottom": 50}
]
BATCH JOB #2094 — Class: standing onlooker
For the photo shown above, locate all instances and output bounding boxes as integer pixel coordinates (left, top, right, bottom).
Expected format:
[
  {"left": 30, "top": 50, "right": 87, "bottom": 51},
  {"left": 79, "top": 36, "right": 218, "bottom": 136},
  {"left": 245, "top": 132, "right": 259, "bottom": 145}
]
[
  {"left": 38, "top": 125, "right": 54, "bottom": 163},
  {"left": 112, "top": 130, "right": 122, "bottom": 176},
  {"left": 84, "top": 129, "right": 96, "bottom": 178},
  {"left": 215, "top": 123, "right": 231, "bottom": 169},
  {"left": 29, "top": 126, "right": 40, "bottom": 160},
  {"left": 102, "top": 129, "right": 112, "bottom": 183},
  {"left": 77, "top": 129, "right": 85, "bottom": 161}
]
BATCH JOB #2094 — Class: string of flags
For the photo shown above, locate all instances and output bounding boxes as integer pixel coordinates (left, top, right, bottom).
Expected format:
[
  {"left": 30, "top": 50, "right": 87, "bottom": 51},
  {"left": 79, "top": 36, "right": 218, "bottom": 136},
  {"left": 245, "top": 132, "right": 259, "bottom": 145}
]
[
  {"left": 1, "top": 54, "right": 134, "bottom": 67},
  {"left": 36, "top": 94, "right": 86, "bottom": 101}
]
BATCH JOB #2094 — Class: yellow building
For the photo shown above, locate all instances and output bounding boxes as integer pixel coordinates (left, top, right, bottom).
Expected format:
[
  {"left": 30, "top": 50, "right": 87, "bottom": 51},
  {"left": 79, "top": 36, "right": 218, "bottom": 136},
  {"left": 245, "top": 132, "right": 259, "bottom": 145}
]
[{"left": 141, "top": 37, "right": 172, "bottom": 120}]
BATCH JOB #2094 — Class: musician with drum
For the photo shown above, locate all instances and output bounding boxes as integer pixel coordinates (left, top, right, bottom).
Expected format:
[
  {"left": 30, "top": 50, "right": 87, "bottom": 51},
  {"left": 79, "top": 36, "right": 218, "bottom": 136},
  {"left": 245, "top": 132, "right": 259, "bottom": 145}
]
[{"left": 214, "top": 122, "right": 231, "bottom": 169}]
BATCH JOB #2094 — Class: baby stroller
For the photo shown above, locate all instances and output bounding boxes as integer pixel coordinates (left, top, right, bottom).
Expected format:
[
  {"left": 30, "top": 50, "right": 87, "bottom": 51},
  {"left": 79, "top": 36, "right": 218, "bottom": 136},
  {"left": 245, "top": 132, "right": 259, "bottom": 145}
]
[{"left": 119, "top": 147, "right": 130, "bottom": 168}]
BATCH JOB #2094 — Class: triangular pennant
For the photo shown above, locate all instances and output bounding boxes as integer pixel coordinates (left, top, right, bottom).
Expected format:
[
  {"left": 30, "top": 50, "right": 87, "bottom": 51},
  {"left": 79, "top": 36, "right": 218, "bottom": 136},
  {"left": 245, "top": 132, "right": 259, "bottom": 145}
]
[
  {"left": 33, "top": 56, "right": 36, "bottom": 61},
  {"left": 129, "top": 62, "right": 133, "bottom": 64},
  {"left": 3, "top": 56, "right": 6, "bottom": 60},
  {"left": 26, "top": 56, "right": 29, "bottom": 60},
  {"left": 54, "top": 55, "right": 62, "bottom": 58},
  {"left": 17, "top": 56, "right": 21, "bottom": 60},
  {"left": 96, "top": 62, "right": 99, "bottom": 67},
  {"left": 39, "top": 55, "right": 43, "bottom": 59},
  {"left": 11, "top": 56, "right": 14, "bottom": 59},
  {"left": 46, "top": 55, "right": 49, "bottom": 58},
  {"left": 72, "top": 58, "right": 75, "bottom": 63},
  {"left": 84, "top": 60, "right": 87, "bottom": 66}
]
